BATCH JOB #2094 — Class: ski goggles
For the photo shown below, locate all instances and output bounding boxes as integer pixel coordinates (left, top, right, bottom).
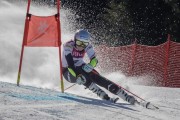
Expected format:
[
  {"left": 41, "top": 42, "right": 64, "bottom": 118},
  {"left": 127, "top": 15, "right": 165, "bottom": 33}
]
[{"left": 75, "top": 39, "right": 89, "bottom": 47}]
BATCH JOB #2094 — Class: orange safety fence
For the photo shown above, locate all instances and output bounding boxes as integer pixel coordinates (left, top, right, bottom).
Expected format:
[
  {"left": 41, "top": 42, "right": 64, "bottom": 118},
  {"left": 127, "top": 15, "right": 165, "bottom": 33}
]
[{"left": 95, "top": 35, "right": 180, "bottom": 87}]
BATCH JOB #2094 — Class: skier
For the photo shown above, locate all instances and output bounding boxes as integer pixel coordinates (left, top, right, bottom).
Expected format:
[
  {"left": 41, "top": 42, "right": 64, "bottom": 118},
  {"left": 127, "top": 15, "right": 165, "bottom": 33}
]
[{"left": 62, "top": 29, "right": 136, "bottom": 104}]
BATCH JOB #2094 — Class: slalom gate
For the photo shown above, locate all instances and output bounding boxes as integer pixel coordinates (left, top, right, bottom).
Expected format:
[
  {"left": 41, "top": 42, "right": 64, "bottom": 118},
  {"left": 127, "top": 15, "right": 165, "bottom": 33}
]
[
  {"left": 95, "top": 35, "right": 180, "bottom": 87},
  {"left": 17, "top": 0, "right": 64, "bottom": 92}
]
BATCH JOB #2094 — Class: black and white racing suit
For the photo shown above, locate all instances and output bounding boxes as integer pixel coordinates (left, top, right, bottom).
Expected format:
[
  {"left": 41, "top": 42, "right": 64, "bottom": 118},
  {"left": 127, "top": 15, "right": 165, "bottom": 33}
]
[{"left": 62, "top": 40, "right": 136, "bottom": 104}]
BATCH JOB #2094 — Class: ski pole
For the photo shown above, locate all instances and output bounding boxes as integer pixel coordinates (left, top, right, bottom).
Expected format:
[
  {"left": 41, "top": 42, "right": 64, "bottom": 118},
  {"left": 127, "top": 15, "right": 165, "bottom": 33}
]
[
  {"left": 64, "top": 83, "right": 76, "bottom": 91},
  {"left": 92, "top": 70, "right": 146, "bottom": 101}
]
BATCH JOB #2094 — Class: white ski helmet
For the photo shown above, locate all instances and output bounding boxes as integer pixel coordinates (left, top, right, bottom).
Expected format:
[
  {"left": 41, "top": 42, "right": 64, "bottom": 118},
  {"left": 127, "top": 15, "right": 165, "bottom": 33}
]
[{"left": 74, "top": 29, "right": 90, "bottom": 44}]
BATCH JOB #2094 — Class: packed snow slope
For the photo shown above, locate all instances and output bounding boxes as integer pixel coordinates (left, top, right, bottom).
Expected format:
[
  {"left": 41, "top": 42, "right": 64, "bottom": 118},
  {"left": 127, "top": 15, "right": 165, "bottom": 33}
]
[{"left": 0, "top": 81, "right": 180, "bottom": 120}]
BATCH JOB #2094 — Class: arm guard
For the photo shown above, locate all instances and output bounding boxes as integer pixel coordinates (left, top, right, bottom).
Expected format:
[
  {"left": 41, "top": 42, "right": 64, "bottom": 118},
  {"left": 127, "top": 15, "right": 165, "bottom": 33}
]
[
  {"left": 89, "top": 57, "right": 98, "bottom": 67},
  {"left": 65, "top": 53, "right": 79, "bottom": 77}
]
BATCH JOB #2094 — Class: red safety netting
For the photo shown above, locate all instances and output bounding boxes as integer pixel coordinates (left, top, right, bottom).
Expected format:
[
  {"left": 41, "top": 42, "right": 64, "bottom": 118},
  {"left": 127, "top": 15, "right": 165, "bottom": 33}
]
[
  {"left": 131, "top": 43, "right": 167, "bottom": 86},
  {"left": 95, "top": 45, "right": 133, "bottom": 74},
  {"left": 95, "top": 40, "right": 180, "bottom": 87},
  {"left": 167, "top": 41, "right": 180, "bottom": 87}
]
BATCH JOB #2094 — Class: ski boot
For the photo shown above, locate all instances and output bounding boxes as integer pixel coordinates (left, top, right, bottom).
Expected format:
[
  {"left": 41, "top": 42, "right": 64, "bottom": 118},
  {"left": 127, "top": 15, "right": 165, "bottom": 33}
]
[
  {"left": 89, "top": 82, "right": 119, "bottom": 103},
  {"left": 89, "top": 82, "right": 109, "bottom": 100},
  {"left": 116, "top": 88, "right": 136, "bottom": 105},
  {"left": 110, "top": 97, "right": 119, "bottom": 103}
]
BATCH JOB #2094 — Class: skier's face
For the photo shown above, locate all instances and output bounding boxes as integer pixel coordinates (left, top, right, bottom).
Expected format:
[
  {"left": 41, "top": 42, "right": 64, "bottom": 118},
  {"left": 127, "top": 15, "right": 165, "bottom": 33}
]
[{"left": 76, "top": 45, "right": 85, "bottom": 51}]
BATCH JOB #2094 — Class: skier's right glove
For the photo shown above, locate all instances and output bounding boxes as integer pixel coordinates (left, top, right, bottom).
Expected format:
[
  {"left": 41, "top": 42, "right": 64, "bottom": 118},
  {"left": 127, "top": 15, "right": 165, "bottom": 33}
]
[
  {"left": 82, "top": 57, "right": 98, "bottom": 73},
  {"left": 76, "top": 74, "right": 86, "bottom": 85},
  {"left": 82, "top": 63, "right": 94, "bottom": 73}
]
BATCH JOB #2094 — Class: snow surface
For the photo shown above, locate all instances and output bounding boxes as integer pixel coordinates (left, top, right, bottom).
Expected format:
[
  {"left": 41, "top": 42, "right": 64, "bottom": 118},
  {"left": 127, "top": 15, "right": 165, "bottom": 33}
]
[
  {"left": 1, "top": 81, "right": 180, "bottom": 120},
  {"left": 0, "top": 1, "right": 180, "bottom": 120}
]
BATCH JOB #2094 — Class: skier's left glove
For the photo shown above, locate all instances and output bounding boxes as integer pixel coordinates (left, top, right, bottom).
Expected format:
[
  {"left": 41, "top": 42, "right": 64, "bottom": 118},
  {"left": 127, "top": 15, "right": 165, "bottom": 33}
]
[
  {"left": 76, "top": 74, "right": 86, "bottom": 85},
  {"left": 82, "top": 63, "right": 94, "bottom": 73}
]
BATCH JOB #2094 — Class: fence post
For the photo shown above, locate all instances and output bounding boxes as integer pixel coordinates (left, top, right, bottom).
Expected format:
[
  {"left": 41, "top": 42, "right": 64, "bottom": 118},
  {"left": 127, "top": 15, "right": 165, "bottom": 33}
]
[
  {"left": 129, "top": 38, "right": 137, "bottom": 75},
  {"left": 164, "top": 34, "right": 171, "bottom": 87}
]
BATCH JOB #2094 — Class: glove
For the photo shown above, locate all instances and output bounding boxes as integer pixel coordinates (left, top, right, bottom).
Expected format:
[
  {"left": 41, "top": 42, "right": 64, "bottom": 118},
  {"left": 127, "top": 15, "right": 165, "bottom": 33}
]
[
  {"left": 76, "top": 74, "right": 86, "bottom": 85},
  {"left": 82, "top": 64, "right": 94, "bottom": 73}
]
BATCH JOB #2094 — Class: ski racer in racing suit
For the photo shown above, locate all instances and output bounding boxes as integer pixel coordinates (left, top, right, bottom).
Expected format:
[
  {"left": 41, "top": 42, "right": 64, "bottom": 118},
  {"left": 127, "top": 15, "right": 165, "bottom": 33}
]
[{"left": 62, "top": 29, "right": 136, "bottom": 104}]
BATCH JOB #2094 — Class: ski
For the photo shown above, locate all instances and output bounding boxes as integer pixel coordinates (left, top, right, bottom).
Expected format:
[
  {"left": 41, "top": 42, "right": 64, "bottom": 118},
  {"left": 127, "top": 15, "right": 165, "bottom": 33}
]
[{"left": 135, "top": 100, "right": 159, "bottom": 110}]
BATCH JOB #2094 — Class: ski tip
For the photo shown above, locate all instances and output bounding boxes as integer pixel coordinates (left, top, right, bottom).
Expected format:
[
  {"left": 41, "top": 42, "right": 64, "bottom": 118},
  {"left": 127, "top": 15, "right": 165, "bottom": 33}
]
[
  {"left": 146, "top": 102, "right": 159, "bottom": 110},
  {"left": 152, "top": 104, "right": 159, "bottom": 109},
  {"left": 135, "top": 100, "right": 159, "bottom": 110},
  {"left": 146, "top": 102, "right": 150, "bottom": 108}
]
